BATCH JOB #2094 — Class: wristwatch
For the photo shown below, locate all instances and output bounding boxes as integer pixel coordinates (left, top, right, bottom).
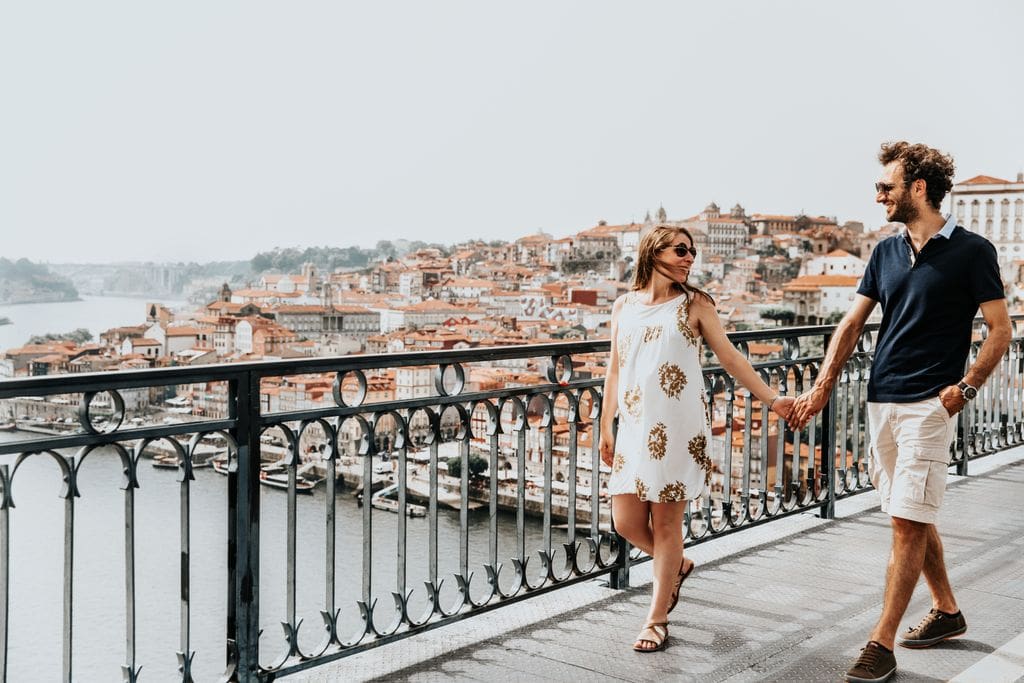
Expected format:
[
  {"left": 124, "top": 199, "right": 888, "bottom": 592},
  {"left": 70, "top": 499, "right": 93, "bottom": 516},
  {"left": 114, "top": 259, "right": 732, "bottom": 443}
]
[{"left": 956, "top": 381, "right": 978, "bottom": 401}]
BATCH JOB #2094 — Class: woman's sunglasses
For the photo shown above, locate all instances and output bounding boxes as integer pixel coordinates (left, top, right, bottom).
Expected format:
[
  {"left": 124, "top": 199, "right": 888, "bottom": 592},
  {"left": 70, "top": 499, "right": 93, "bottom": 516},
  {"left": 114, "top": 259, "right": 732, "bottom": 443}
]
[{"left": 664, "top": 244, "right": 698, "bottom": 258}]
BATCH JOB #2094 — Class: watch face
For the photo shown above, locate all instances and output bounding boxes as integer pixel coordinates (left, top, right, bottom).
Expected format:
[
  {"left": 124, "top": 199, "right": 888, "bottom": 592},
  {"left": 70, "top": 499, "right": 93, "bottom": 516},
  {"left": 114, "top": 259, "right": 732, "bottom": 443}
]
[{"left": 964, "top": 386, "right": 978, "bottom": 400}]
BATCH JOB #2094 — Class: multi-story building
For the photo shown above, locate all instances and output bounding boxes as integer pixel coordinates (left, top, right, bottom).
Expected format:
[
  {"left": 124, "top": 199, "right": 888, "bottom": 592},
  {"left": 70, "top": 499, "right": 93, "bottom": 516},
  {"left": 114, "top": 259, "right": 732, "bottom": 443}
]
[
  {"left": 782, "top": 275, "right": 860, "bottom": 325},
  {"left": 951, "top": 173, "right": 1024, "bottom": 281},
  {"left": 800, "top": 249, "right": 867, "bottom": 278},
  {"left": 749, "top": 213, "right": 838, "bottom": 236},
  {"left": 682, "top": 203, "right": 750, "bottom": 258}
]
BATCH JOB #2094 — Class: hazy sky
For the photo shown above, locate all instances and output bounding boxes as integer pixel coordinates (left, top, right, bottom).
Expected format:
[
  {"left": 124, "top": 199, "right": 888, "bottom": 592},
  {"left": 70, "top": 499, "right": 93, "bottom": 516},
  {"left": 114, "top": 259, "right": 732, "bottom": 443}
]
[{"left": 2, "top": 2, "right": 1022, "bottom": 264}]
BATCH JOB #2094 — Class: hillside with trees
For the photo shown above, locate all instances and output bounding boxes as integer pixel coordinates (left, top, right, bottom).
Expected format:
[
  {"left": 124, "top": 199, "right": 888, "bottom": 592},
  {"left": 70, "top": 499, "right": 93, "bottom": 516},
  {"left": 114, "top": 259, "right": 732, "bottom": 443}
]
[{"left": 0, "top": 258, "right": 79, "bottom": 304}]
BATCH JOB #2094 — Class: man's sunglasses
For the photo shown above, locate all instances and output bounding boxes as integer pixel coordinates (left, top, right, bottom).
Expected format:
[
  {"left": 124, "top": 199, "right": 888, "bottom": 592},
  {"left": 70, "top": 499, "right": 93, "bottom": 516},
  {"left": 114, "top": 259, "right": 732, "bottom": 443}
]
[
  {"left": 875, "top": 178, "right": 916, "bottom": 195},
  {"left": 664, "top": 244, "right": 698, "bottom": 258}
]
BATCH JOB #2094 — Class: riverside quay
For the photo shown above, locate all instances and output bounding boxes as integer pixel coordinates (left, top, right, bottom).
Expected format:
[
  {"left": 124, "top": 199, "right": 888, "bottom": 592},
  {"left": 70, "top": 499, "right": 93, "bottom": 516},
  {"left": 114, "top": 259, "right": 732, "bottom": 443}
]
[{"left": 0, "top": 319, "right": 1022, "bottom": 681}]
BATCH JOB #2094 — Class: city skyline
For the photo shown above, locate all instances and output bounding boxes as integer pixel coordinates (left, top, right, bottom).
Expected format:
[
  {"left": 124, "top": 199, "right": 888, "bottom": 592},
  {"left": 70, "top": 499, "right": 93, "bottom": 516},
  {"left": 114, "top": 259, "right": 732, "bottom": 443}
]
[{"left": 3, "top": 1, "right": 1022, "bottom": 263}]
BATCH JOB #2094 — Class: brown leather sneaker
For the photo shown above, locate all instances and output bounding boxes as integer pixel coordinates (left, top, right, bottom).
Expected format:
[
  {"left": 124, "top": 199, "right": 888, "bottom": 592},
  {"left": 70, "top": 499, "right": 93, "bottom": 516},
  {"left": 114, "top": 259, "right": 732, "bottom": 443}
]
[
  {"left": 897, "top": 608, "right": 967, "bottom": 648},
  {"left": 846, "top": 641, "right": 897, "bottom": 683}
]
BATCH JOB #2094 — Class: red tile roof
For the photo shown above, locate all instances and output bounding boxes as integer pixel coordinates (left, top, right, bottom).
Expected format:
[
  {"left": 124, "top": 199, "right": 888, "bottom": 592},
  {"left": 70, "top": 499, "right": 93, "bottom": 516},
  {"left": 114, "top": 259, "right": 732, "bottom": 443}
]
[{"left": 957, "top": 175, "right": 1013, "bottom": 186}]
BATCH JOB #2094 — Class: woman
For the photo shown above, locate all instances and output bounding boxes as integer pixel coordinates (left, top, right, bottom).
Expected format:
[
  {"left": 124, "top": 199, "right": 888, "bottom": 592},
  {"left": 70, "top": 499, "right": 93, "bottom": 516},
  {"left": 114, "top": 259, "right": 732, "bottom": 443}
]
[{"left": 600, "top": 225, "right": 794, "bottom": 652}]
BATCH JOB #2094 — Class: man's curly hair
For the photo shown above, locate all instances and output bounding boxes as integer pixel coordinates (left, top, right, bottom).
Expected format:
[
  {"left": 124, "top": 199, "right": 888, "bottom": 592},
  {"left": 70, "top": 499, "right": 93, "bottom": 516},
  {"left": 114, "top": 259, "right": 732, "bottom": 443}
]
[{"left": 878, "top": 141, "right": 956, "bottom": 210}]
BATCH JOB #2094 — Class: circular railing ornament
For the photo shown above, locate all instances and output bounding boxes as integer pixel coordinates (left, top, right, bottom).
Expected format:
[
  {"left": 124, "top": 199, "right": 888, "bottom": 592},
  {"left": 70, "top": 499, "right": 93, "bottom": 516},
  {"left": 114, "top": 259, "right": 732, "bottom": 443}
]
[
  {"left": 434, "top": 363, "right": 466, "bottom": 397},
  {"left": 78, "top": 390, "right": 126, "bottom": 435},
  {"left": 545, "top": 355, "right": 574, "bottom": 386},
  {"left": 332, "top": 370, "right": 368, "bottom": 408}
]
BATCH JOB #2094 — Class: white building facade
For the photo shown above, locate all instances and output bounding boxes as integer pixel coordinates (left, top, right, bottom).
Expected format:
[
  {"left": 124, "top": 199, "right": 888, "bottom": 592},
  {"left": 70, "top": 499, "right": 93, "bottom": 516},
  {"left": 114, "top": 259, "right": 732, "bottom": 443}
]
[{"left": 951, "top": 173, "right": 1024, "bottom": 282}]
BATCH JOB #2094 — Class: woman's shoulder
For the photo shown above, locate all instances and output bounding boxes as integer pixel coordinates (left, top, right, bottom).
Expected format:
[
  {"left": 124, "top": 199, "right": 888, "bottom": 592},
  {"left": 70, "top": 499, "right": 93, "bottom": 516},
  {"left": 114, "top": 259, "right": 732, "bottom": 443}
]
[{"left": 613, "top": 291, "right": 638, "bottom": 312}]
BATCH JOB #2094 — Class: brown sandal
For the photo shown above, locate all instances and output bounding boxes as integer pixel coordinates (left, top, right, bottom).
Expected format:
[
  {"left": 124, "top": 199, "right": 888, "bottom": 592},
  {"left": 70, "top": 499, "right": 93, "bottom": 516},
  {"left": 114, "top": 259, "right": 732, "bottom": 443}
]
[
  {"left": 633, "top": 622, "right": 669, "bottom": 652},
  {"left": 667, "top": 557, "right": 695, "bottom": 614}
]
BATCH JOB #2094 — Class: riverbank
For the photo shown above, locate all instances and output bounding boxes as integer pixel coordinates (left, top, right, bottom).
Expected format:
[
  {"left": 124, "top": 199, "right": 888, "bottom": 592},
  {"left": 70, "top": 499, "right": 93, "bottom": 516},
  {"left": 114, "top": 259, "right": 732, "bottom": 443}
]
[{"left": 0, "top": 295, "right": 81, "bottom": 306}]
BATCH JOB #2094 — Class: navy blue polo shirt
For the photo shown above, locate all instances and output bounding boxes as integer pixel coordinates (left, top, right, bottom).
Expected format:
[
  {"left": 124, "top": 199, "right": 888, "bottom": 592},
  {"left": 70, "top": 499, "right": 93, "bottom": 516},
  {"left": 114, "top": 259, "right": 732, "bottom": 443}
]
[{"left": 857, "top": 220, "right": 1004, "bottom": 402}]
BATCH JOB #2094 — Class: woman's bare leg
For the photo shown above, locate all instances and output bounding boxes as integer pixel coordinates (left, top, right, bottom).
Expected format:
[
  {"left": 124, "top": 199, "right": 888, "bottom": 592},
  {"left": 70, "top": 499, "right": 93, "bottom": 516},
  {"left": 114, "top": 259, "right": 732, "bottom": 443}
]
[
  {"left": 646, "top": 500, "right": 686, "bottom": 628},
  {"left": 611, "top": 493, "right": 654, "bottom": 554}
]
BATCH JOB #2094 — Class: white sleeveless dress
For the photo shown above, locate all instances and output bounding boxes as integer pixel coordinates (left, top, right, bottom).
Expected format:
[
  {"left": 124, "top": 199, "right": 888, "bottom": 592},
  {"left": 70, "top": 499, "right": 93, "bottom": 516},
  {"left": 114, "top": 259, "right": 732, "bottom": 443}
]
[{"left": 608, "top": 291, "right": 712, "bottom": 503}]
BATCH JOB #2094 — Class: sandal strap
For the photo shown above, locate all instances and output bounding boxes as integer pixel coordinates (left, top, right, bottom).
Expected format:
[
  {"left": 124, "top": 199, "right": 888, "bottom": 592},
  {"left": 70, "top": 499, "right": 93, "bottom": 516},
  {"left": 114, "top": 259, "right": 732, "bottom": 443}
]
[{"left": 641, "top": 622, "right": 668, "bottom": 639}]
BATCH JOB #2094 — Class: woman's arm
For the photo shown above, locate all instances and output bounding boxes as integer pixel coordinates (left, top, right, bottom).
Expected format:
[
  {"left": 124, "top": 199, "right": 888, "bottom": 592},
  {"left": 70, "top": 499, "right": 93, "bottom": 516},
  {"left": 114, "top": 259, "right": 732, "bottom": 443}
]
[
  {"left": 690, "top": 296, "right": 789, "bottom": 416},
  {"left": 599, "top": 296, "right": 625, "bottom": 464}
]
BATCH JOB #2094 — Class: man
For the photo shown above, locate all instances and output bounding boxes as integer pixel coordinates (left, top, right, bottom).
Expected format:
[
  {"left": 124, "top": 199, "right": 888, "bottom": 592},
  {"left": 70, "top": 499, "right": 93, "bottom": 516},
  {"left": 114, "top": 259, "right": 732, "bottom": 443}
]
[{"left": 790, "top": 141, "right": 1011, "bottom": 683}]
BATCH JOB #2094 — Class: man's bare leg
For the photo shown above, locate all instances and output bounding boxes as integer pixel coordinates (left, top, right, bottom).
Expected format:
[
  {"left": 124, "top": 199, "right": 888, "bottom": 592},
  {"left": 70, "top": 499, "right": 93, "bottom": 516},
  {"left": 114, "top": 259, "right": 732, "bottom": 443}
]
[
  {"left": 868, "top": 516, "right": 929, "bottom": 649},
  {"left": 921, "top": 524, "right": 958, "bottom": 614}
]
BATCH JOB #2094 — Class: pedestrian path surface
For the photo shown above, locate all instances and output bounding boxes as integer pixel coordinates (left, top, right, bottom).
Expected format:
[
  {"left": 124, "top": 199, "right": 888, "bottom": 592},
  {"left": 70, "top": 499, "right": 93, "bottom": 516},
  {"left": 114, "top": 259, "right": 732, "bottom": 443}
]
[{"left": 300, "top": 448, "right": 1024, "bottom": 682}]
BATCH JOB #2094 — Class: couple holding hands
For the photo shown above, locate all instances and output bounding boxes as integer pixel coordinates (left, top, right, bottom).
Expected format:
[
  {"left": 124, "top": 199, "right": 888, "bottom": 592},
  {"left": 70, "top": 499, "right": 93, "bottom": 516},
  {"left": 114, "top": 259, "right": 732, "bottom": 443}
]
[{"left": 599, "top": 141, "right": 1011, "bottom": 683}]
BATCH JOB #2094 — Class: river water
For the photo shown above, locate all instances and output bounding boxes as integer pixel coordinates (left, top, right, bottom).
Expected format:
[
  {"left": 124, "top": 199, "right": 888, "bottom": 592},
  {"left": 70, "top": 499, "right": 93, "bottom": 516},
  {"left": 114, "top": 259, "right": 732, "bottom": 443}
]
[
  {"left": 0, "top": 295, "right": 189, "bottom": 352},
  {"left": 0, "top": 429, "right": 571, "bottom": 681}
]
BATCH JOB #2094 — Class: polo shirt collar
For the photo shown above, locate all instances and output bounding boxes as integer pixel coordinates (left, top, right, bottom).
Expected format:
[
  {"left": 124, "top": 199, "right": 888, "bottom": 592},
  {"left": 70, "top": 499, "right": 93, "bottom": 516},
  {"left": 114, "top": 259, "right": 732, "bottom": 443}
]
[{"left": 901, "top": 214, "right": 957, "bottom": 243}]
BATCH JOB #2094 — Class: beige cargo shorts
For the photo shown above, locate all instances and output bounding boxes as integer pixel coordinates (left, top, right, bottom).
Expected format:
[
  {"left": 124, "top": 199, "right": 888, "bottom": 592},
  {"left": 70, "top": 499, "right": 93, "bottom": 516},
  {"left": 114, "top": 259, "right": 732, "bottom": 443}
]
[{"left": 867, "top": 397, "right": 957, "bottom": 524}]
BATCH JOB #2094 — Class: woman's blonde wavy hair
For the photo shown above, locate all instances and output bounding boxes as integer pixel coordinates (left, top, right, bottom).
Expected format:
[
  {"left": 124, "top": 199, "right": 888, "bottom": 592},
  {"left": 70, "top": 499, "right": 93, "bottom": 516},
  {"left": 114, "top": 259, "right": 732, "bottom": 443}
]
[{"left": 631, "top": 224, "right": 713, "bottom": 304}]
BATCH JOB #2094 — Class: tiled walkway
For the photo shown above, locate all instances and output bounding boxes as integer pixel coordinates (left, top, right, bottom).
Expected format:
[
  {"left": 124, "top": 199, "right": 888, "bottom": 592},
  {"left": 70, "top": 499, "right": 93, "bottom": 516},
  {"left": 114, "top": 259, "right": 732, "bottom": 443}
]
[{"left": 302, "top": 447, "right": 1024, "bottom": 682}]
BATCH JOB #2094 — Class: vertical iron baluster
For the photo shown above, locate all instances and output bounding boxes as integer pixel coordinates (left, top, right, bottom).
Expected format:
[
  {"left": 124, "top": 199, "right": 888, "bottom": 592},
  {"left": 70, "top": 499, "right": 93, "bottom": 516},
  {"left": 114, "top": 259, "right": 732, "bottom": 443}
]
[
  {"left": 566, "top": 415, "right": 578, "bottom": 557},
  {"left": 396, "top": 444, "right": 408, "bottom": 604},
  {"left": 323, "top": 429, "right": 337, "bottom": 637},
  {"left": 122, "top": 462, "right": 138, "bottom": 681},
  {"left": 458, "top": 434, "right": 469, "bottom": 585},
  {"left": 740, "top": 395, "right": 754, "bottom": 521},
  {"left": 838, "top": 368, "right": 849, "bottom": 492},
  {"left": 589, "top": 419, "right": 601, "bottom": 538},
  {"left": 361, "top": 438, "right": 373, "bottom": 607},
  {"left": 999, "top": 344, "right": 1009, "bottom": 447},
  {"left": 542, "top": 418, "right": 553, "bottom": 567},
  {"left": 178, "top": 453, "right": 193, "bottom": 681},
  {"left": 0, "top": 465, "right": 9, "bottom": 683},
  {"left": 774, "top": 377, "right": 787, "bottom": 506},
  {"left": 63, "top": 453, "right": 75, "bottom": 683},
  {"left": 817, "top": 369, "right": 835, "bottom": 519},
  {"left": 228, "top": 372, "right": 262, "bottom": 680},
  {"left": 285, "top": 441, "right": 298, "bottom": 653},
  {"left": 721, "top": 378, "right": 735, "bottom": 523},
  {"left": 852, "top": 364, "right": 863, "bottom": 489},
  {"left": 515, "top": 424, "right": 526, "bottom": 568},
  {"left": 487, "top": 424, "right": 499, "bottom": 577},
  {"left": 428, "top": 439, "right": 438, "bottom": 590},
  {"left": 758, "top": 391, "right": 769, "bottom": 500}
]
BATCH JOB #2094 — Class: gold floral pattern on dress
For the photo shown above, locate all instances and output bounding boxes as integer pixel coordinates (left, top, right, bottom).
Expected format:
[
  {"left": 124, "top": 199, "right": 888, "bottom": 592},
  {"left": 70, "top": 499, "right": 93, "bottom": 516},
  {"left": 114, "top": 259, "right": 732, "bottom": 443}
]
[
  {"left": 658, "top": 481, "right": 687, "bottom": 503},
  {"left": 612, "top": 451, "right": 625, "bottom": 474},
  {"left": 616, "top": 332, "right": 633, "bottom": 368},
  {"left": 648, "top": 422, "right": 668, "bottom": 460},
  {"left": 635, "top": 477, "right": 649, "bottom": 500},
  {"left": 641, "top": 325, "right": 663, "bottom": 343},
  {"left": 688, "top": 434, "right": 713, "bottom": 485},
  {"left": 658, "top": 362, "right": 687, "bottom": 399},
  {"left": 623, "top": 386, "right": 642, "bottom": 420},
  {"left": 675, "top": 298, "right": 698, "bottom": 347}
]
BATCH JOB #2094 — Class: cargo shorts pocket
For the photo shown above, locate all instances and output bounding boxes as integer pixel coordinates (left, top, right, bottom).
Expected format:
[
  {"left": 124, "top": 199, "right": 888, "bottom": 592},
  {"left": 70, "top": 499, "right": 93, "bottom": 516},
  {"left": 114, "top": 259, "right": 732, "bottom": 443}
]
[{"left": 896, "top": 453, "right": 948, "bottom": 508}]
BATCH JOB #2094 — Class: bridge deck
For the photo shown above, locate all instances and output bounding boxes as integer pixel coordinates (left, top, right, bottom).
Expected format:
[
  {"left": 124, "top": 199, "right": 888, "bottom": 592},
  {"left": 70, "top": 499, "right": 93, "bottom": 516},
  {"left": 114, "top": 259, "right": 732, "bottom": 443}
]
[{"left": 303, "top": 446, "right": 1024, "bottom": 683}]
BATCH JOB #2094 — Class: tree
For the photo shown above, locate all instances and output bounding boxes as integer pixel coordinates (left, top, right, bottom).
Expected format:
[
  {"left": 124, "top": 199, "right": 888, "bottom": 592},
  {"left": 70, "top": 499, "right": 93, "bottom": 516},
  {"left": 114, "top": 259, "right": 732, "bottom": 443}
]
[
  {"left": 29, "top": 328, "right": 93, "bottom": 345},
  {"left": 824, "top": 311, "right": 845, "bottom": 324},
  {"left": 759, "top": 308, "right": 796, "bottom": 326},
  {"left": 446, "top": 454, "right": 489, "bottom": 478}
]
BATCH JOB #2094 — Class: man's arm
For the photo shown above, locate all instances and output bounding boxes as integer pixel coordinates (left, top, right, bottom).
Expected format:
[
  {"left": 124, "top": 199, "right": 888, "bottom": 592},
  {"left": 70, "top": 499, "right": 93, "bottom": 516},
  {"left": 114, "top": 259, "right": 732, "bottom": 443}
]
[
  {"left": 790, "top": 294, "right": 877, "bottom": 429},
  {"left": 938, "top": 298, "right": 1013, "bottom": 415}
]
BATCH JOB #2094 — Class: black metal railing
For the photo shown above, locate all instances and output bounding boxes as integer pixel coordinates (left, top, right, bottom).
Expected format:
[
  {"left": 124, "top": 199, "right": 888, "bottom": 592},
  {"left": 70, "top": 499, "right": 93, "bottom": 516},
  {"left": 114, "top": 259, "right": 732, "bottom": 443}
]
[{"left": 0, "top": 319, "right": 1021, "bottom": 681}]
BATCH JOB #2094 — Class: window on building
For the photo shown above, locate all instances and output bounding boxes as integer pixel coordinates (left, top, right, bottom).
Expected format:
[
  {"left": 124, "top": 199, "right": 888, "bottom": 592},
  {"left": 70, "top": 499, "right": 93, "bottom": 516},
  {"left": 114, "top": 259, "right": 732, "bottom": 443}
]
[
  {"left": 971, "top": 200, "right": 980, "bottom": 217},
  {"left": 987, "top": 199, "right": 995, "bottom": 217}
]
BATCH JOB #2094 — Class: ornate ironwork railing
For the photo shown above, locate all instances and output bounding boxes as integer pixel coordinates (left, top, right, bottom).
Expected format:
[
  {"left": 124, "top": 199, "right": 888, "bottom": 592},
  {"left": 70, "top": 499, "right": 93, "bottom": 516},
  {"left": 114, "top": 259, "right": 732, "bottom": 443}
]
[{"left": 0, "top": 318, "right": 1021, "bottom": 681}]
